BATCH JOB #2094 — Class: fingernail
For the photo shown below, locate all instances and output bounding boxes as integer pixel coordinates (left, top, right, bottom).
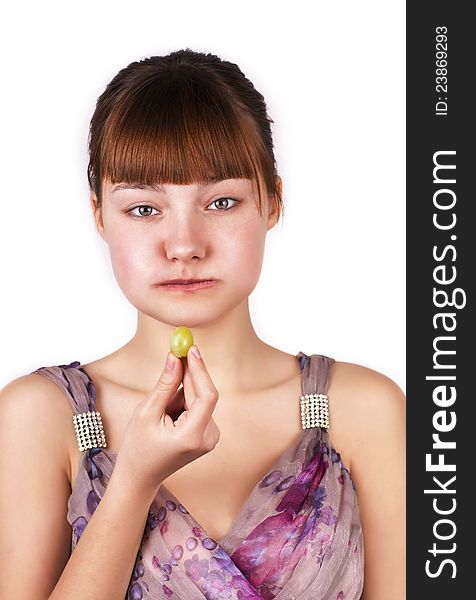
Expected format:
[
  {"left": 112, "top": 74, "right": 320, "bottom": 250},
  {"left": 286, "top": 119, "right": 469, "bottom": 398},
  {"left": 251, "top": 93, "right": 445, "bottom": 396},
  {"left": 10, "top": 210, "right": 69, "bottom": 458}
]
[
  {"left": 166, "top": 352, "right": 175, "bottom": 370},
  {"left": 190, "top": 345, "right": 201, "bottom": 359}
]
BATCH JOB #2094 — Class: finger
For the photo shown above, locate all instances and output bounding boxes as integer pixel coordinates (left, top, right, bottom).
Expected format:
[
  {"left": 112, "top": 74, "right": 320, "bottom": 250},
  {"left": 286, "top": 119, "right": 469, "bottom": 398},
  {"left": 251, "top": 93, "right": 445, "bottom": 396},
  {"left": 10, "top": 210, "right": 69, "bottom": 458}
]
[
  {"left": 183, "top": 345, "right": 219, "bottom": 431},
  {"left": 142, "top": 352, "right": 183, "bottom": 414},
  {"left": 181, "top": 358, "right": 197, "bottom": 409},
  {"left": 166, "top": 386, "right": 186, "bottom": 421}
]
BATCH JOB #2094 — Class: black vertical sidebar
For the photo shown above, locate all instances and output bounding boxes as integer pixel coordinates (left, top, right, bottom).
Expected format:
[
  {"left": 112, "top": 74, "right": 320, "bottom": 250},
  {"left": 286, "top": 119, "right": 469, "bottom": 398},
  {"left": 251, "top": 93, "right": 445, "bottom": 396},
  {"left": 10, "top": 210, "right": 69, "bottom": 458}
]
[{"left": 407, "top": 3, "right": 474, "bottom": 597}]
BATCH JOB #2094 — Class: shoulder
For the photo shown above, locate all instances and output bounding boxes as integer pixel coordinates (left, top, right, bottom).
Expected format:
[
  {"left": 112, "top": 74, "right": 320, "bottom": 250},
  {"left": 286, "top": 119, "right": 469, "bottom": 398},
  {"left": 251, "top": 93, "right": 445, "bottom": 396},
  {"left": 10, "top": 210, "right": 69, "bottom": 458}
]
[
  {"left": 330, "top": 359, "right": 406, "bottom": 429},
  {"left": 0, "top": 370, "right": 74, "bottom": 416},
  {"left": 0, "top": 372, "right": 74, "bottom": 477},
  {"left": 330, "top": 360, "right": 405, "bottom": 408},
  {"left": 327, "top": 360, "right": 406, "bottom": 470}
]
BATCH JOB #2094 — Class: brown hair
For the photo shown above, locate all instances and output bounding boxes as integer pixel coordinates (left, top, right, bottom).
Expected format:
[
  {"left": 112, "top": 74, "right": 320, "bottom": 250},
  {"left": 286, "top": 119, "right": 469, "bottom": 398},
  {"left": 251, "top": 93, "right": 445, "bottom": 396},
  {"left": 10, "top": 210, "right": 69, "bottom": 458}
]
[{"left": 87, "top": 48, "right": 283, "bottom": 221}]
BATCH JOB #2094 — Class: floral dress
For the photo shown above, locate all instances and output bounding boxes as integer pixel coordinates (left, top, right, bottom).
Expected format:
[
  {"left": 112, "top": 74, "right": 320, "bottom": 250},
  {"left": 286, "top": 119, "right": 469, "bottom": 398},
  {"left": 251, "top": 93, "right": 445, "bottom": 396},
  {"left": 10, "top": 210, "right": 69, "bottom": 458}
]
[{"left": 33, "top": 352, "right": 364, "bottom": 599}]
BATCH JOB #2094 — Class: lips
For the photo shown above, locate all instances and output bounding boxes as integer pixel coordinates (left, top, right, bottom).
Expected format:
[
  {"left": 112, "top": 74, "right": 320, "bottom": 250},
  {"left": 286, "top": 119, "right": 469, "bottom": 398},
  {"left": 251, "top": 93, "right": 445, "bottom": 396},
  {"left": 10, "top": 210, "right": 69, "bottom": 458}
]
[
  {"left": 159, "top": 279, "right": 214, "bottom": 285},
  {"left": 156, "top": 278, "right": 217, "bottom": 291}
]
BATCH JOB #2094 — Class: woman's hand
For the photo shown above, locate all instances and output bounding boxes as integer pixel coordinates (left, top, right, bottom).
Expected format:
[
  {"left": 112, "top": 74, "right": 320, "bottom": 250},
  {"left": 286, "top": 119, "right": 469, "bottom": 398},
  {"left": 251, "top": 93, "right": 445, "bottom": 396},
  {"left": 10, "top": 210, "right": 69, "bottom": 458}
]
[{"left": 113, "top": 345, "right": 220, "bottom": 495}]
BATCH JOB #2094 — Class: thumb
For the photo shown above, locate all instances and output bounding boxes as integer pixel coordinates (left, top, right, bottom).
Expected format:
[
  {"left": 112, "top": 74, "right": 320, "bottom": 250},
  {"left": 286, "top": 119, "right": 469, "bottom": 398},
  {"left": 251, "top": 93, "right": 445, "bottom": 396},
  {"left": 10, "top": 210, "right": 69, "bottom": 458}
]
[{"left": 143, "top": 352, "right": 182, "bottom": 413}]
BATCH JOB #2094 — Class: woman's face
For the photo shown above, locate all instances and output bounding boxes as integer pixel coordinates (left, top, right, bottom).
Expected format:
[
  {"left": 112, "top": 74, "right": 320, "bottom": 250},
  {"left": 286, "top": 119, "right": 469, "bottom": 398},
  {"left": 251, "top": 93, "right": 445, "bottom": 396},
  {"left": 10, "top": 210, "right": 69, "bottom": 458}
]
[{"left": 92, "top": 177, "right": 279, "bottom": 327}]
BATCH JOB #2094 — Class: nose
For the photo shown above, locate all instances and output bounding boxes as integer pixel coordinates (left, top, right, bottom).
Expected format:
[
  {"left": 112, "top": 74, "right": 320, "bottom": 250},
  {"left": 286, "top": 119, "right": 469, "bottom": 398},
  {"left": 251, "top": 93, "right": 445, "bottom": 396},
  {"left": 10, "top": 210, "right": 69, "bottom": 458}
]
[{"left": 163, "top": 215, "right": 207, "bottom": 262}]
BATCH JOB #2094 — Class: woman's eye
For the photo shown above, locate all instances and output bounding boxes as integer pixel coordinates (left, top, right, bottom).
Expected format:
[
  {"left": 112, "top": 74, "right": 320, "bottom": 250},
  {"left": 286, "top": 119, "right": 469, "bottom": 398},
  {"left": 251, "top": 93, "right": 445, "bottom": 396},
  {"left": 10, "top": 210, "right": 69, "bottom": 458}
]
[
  {"left": 208, "top": 197, "right": 239, "bottom": 211},
  {"left": 126, "top": 197, "right": 238, "bottom": 219},
  {"left": 127, "top": 205, "right": 160, "bottom": 219}
]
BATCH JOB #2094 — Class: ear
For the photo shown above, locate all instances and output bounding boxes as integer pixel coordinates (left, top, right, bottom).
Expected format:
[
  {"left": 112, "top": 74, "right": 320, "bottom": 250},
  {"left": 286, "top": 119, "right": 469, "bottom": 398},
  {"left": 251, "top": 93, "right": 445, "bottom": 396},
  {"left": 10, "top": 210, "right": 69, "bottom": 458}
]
[
  {"left": 90, "top": 193, "right": 106, "bottom": 241},
  {"left": 266, "top": 175, "right": 282, "bottom": 230}
]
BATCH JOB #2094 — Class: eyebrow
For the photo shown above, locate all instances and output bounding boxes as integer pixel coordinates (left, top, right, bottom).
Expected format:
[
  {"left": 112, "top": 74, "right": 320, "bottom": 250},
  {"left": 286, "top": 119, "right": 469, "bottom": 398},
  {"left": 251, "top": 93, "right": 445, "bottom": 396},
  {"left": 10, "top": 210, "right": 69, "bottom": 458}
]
[{"left": 111, "top": 181, "right": 221, "bottom": 194}]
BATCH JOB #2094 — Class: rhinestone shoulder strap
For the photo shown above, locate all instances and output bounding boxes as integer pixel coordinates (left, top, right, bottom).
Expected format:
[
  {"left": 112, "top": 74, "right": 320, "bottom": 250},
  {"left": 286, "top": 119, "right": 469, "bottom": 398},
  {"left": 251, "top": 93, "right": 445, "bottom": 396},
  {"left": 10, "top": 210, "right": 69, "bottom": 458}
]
[
  {"left": 33, "top": 361, "right": 107, "bottom": 453},
  {"left": 297, "top": 352, "right": 335, "bottom": 431}
]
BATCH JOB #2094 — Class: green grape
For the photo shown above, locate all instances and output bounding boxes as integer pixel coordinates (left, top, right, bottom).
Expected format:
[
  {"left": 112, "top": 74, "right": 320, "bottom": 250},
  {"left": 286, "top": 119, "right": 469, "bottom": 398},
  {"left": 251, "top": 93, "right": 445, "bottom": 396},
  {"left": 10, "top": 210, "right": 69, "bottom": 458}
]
[{"left": 169, "top": 326, "right": 194, "bottom": 357}]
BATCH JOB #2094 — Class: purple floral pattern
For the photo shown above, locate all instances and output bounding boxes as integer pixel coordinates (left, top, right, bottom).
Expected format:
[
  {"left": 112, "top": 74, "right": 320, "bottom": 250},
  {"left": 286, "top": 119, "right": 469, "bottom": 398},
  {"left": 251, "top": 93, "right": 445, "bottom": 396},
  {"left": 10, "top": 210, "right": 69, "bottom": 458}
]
[{"left": 33, "top": 353, "right": 364, "bottom": 599}]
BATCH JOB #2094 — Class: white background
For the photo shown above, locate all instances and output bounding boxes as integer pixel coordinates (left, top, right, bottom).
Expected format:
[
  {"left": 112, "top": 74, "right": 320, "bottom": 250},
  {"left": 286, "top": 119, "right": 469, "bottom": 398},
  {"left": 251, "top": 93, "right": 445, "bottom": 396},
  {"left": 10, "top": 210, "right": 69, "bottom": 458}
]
[{"left": 0, "top": 0, "right": 405, "bottom": 391}]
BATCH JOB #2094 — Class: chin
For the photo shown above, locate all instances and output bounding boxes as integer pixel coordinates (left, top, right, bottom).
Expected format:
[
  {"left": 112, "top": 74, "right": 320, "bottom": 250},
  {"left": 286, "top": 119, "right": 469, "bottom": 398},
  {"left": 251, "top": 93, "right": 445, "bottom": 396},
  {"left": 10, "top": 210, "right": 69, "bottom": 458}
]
[{"left": 140, "top": 294, "right": 246, "bottom": 328}]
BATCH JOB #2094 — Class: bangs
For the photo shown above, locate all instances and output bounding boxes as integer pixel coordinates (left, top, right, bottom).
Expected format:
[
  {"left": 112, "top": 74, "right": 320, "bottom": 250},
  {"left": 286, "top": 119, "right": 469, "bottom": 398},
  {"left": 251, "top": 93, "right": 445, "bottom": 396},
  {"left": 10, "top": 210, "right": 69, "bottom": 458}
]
[{"left": 96, "top": 74, "right": 271, "bottom": 213}]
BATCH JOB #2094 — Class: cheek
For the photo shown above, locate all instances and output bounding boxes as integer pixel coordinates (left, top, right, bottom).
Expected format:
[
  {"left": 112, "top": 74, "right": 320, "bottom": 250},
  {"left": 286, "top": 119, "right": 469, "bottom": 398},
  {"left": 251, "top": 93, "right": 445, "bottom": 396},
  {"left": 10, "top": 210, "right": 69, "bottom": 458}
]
[
  {"left": 106, "top": 233, "right": 152, "bottom": 289},
  {"left": 223, "top": 223, "right": 266, "bottom": 283},
  {"left": 103, "top": 215, "right": 267, "bottom": 300}
]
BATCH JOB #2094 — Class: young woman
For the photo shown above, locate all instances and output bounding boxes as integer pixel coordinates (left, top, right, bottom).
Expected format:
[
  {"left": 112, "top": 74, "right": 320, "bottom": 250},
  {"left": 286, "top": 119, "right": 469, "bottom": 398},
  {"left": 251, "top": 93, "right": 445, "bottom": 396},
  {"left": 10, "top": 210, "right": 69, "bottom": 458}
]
[{"left": 0, "top": 49, "right": 405, "bottom": 599}]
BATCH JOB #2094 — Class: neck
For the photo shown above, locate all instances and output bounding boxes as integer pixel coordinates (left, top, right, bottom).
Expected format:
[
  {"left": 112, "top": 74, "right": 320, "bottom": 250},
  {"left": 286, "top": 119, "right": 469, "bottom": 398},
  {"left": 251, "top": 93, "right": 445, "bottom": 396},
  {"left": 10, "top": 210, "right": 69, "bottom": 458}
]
[{"left": 116, "top": 299, "right": 276, "bottom": 396}]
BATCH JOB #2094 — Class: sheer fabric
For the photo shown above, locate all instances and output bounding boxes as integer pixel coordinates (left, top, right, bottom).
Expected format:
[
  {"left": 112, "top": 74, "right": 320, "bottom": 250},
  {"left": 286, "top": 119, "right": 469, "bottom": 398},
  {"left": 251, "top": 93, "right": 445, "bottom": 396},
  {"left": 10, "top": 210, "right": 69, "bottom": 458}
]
[{"left": 33, "top": 352, "right": 364, "bottom": 599}]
